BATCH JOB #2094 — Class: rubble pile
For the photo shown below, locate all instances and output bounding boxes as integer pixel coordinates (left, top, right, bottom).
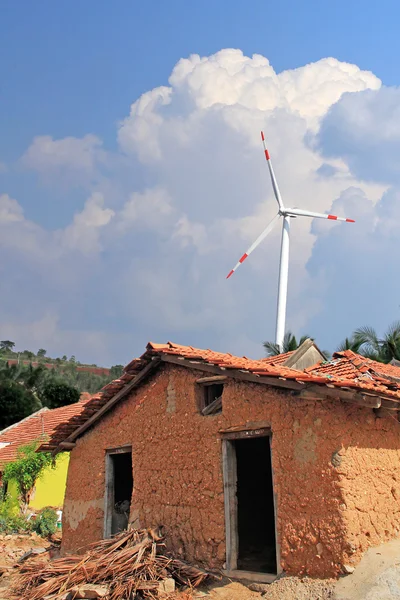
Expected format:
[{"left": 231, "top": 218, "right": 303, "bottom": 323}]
[{"left": 13, "top": 528, "right": 213, "bottom": 600}]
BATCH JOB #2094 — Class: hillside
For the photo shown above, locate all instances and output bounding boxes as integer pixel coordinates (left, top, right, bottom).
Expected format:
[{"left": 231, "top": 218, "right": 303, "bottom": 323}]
[{"left": 0, "top": 341, "right": 124, "bottom": 394}]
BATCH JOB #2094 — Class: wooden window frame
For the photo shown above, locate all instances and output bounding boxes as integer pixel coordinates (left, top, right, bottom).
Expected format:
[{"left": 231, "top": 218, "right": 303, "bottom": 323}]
[{"left": 196, "top": 376, "right": 226, "bottom": 416}]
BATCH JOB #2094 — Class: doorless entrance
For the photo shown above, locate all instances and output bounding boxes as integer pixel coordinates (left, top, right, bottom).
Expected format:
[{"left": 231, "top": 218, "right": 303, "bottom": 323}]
[
  {"left": 222, "top": 429, "right": 278, "bottom": 579},
  {"left": 104, "top": 446, "right": 133, "bottom": 538}
]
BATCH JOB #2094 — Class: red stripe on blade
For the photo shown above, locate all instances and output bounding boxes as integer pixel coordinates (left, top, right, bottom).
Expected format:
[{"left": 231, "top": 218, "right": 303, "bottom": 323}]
[
  {"left": 261, "top": 131, "right": 265, "bottom": 141},
  {"left": 346, "top": 218, "right": 355, "bottom": 223},
  {"left": 264, "top": 149, "right": 270, "bottom": 160},
  {"left": 239, "top": 253, "right": 248, "bottom": 263},
  {"left": 327, "top": 214, "right": 338, "bottom": 220},
  {"left": 226, "top": 270, "right": 234, "bottom": 279}
]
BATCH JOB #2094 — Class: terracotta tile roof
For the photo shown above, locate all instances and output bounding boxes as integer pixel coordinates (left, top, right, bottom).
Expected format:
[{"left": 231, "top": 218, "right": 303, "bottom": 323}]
[
  {"left": 306, "top": 350, "right": 400, "bottom": 396},
  {"left": 260, "top": 351, "right": 296, "bottom": 365},
  {"left": 41, "top": 343, "right": 400, "bottom": 454},
  {"left": 0, "top": 398, "right": 92, "bottom": 468},
  {"left": 144, "top": 343, "right": 308, "bottom": 378}
]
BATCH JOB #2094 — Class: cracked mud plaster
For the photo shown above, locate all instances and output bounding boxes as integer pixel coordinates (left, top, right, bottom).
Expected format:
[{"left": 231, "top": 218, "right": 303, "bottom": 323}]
[
  {"left": 63, "top": 498, "right": 104, "bottom": 530},
  {"left": 62, "top": 364, "right": 400, "bottom": 578}
]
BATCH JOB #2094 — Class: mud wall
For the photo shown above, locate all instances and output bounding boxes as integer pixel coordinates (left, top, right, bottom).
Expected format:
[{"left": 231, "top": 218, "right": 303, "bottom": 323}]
[{"left": 62, "top": 363, "right": 400, "bottom": 577}]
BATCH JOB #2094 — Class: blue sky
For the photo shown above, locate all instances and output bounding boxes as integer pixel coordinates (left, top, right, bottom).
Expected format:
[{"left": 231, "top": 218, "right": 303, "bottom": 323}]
[{"left": 1, "top": 0, "right": 399, "bottom": 364}]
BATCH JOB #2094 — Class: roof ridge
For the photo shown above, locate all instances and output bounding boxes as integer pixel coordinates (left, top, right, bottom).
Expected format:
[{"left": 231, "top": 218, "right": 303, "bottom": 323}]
[{"left": 37, "top": 341, "right": 400, "bottom": 455}]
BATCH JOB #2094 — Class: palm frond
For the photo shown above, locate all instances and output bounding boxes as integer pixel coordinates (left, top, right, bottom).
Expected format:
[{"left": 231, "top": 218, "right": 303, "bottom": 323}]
[
  {"left": 263, "top": 341, "right": 280, "bottom": 356},
  {"left": 353, "top": 325, "right": 381, "bottom": 356}
]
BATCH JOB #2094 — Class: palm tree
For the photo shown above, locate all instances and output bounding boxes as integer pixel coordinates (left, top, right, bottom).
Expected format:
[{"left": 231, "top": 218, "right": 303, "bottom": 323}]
[
  {"left": 336, "top": 336, "right": 364, "bottom": 354},
  {"left": 337, "top": 321, "right": 400, "bottom": 363},
  {"left": 264, "top": 332, "right": 311, "bottom": 357},
  {"left": 340, "top": 322, "right": 400, "bottom": 363},
  {"left": 0, "top": 362, "right": 46, "bottom": 399},
  {"left": 0, "top": 340, "right": 15, "bottom": 353}
]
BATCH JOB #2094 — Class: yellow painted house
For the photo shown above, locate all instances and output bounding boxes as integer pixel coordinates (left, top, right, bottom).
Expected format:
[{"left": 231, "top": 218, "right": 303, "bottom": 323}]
[{"left": 0, "top": 402, "right": 89, "bottom": 510}]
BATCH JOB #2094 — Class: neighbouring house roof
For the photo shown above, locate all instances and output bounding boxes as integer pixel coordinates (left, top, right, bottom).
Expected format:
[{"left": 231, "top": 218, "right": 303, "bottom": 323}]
[
  {"left": 0, "top": 398, "right": 92, "bottom": 469},
  {"left": 306, "top": 350, "right": 400, "bottom": 383},
  {"left": 261, "top": 339, "right": 326, "bottom": 370},
  {"left": 39, "top": 342, "right": 400, "bottom": 455}
]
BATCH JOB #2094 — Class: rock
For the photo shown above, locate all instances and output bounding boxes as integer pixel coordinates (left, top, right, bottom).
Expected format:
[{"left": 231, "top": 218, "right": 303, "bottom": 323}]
[
  {"left": 70, "top": 584, "right": 109, "bottom": 598},
  {"left": 248, "top": 583, "right": 270, "bottom": 593},
  {"left": 18, "top": 547, "right": 48, "bottom": 563},
  {"left": 158, "top": 578, "right": 176, "bottom": 595},
  {"left": 4, "top": 536, "right": 12, "bottom": 541},
  {"left": 342, "top": 563, "right": 355, "bottom": 574},
  {"left": 316, "top": 542, "right": 324, "bottom": 555}
]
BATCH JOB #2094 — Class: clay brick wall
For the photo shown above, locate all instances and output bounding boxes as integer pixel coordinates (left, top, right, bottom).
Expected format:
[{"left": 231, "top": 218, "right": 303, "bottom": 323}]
[{"left": 62, "top": 363, "right": 400, "bottom": 577}]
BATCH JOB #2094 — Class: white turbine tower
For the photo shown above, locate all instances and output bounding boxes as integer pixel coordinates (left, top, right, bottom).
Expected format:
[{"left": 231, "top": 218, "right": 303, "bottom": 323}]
[{"left": 227, "top": 131, "right": 355, "bottom": 351}]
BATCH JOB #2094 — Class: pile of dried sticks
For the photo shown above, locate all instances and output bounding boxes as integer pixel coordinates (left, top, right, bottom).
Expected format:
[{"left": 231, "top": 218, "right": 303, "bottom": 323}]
[{"left": 13, "top": 528, "right": 212, "bottom": 600}]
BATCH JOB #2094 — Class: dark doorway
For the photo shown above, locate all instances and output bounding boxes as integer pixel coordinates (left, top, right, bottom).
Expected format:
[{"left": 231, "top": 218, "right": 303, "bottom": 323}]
[
  {"left": 105, "top": 450, "right": 133, "bottom": 537},
  {"left": 234, "top": 436, "right": 277, "bottom": 573}
]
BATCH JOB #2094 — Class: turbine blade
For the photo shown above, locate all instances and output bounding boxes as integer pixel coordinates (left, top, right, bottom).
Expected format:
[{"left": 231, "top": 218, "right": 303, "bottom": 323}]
[
  {"left": 261, "top": 131, "right": 284, "bottom": 211},
  {"left": 226, "top": 213, "right": 281, "bottom": 279},
  {"left": 285, "top": 207, "right": 355, "bottom": 223}
]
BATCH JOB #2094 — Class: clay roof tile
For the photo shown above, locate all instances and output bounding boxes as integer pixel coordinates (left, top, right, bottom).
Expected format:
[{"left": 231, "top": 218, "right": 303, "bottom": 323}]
[{"left": 40, "top": 342, "right": 400, "bottom": 452}]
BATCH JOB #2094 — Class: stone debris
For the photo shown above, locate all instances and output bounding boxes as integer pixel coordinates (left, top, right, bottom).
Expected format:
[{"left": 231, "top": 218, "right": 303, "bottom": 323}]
[
  {"left": 18, "top": 546, "right": 48, "bottom": 563},
  {"left": 68, "top": 583, "right": 110, "bottom": 598}
]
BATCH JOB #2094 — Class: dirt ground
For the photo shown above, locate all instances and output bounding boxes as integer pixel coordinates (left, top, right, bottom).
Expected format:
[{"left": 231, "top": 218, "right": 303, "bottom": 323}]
[
  {"left": 2, "top": 535, "right": 400, "bottom": 600},
  {"left": 0, "top": 532, "right": 59, "bottom": 600},
  {"left": 198, "top": 577, "right": 335, "bottom": 600}
]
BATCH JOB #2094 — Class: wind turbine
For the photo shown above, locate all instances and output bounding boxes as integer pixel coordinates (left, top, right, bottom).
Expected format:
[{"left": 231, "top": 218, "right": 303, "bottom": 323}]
[{"left": 226, "top": 131, "right": 355, "bottom": 351}]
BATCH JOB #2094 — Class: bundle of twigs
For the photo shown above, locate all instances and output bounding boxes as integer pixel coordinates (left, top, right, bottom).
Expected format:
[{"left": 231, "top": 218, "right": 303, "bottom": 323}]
[{"left": 12, "top": 528, "right": 211, "bottom": 600}]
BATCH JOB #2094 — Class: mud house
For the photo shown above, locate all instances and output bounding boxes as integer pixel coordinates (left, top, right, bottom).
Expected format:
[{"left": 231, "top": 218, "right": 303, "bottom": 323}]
[{"left": 41, "top": 341, "right": 400, "bottom": 580}]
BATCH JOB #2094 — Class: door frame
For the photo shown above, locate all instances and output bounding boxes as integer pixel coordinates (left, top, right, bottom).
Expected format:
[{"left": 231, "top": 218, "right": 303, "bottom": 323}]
[
  {"left": 221, "top": 428, "right": 280, "bottom": 581},
  {"left": 103, "top": 445, "right": 132, "bottom": 539}
]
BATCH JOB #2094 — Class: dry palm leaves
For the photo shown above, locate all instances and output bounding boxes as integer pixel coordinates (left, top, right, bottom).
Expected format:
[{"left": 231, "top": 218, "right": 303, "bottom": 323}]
[{"left": 13, "top": 528, "right": 213, "bottom": 600}]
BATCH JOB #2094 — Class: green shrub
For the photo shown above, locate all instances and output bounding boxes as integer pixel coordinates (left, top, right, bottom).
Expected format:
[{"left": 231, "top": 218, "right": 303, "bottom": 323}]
[
  {"left": 2, "top": 442, "right": 54, "bottom": 509},
  {"left": 0, "top": 497, "right": 30, "bottom": 534},
  {"left": 31, "top": 507, "right": 58, "bottom": 537}
]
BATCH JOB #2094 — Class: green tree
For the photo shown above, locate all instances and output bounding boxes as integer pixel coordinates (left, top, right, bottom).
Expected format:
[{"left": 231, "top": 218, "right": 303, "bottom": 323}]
[
  {"left": 0, "top": 380, "right": 36, "bottom": 429},
  {"left": 264, "top": 332, "right": 311, "bottom": 357},
  {"left": 0, "top": 362, "right": 46, "bottom": 397},
  {"left": 350, "top": 322, "right": 400, "bottom": 363},
  {"left": 37, "top": 348, "right": 47, "bottom": 358},
  {"left": 61, "top": 355, "right": 68, "bottom": 361},
  {"left": 0, "top": 362, "right": 47, "bottom": 427},
  {"left": 40, "top": 380, "right": 80, "bottom": 409},
  {"left": 110, "top": 364, "right": 124, "bottom": 378},
  {"left": 2, "top": 442, "right": 54, "bottom": 511},
  {"left": 336, "top": 336, "right": 365, "bottom": 354},
  {"left": 0, "top": 341, "right": 15, "bottom": 353}
]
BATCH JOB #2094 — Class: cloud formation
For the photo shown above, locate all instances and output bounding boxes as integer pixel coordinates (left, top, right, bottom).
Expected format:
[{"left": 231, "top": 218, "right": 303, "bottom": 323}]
[
  {"left": 317, "top": 87, "right": 400, "bottom": 184},
  {"left": 1, "top": 49, "right": 396, "bottom": 364}
]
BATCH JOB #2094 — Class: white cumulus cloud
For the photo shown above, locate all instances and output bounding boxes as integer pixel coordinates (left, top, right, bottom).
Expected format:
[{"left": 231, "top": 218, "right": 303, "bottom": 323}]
[
  {"left": 0, "top": 194, "right": 24, "bottom": 222},
  {"left": 3, "top": 49, "right": 396, "bottom": 362},
  {"left": 61, "top": 192, "right": 115, "bottom": 255}
]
